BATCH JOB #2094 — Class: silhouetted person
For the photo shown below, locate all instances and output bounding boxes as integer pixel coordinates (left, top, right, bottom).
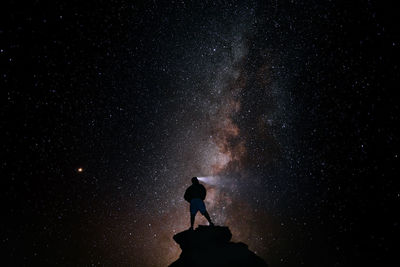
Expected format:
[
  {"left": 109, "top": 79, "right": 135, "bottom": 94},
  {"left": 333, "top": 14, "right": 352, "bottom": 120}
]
[{"left": 184, "top": 177, "right": 214, "bottom": 230}]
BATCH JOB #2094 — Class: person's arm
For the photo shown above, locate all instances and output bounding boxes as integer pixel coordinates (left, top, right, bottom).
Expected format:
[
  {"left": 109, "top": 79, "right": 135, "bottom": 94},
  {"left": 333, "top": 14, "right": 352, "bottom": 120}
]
[{"left": 184, "top": 187, "right": 191, "bottom": 202}]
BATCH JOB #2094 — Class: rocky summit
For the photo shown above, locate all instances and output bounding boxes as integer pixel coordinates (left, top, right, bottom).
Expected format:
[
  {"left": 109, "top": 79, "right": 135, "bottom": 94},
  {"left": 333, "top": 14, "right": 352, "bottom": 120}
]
[{"left": 169, "top": 225, "right": 268, "bottom": 267}]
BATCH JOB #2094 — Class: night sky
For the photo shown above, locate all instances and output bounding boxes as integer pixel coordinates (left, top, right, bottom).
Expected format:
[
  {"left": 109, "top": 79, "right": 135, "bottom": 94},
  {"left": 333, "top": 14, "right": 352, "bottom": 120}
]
[{"left": 2, "top": 1, "right": 399, "bottom": 266}]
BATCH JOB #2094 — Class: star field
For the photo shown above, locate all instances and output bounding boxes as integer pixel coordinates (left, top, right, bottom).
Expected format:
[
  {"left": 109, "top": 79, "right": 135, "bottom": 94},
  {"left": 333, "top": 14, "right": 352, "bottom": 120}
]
[{"left": 2, "top": 1, "right": 399, "bottom": 266}]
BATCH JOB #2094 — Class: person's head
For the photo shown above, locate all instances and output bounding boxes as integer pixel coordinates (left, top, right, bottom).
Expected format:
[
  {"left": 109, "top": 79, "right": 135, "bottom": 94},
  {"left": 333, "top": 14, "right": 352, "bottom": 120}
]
[{"left": 191, "top": 177, "right": 199, "bottom": 184}]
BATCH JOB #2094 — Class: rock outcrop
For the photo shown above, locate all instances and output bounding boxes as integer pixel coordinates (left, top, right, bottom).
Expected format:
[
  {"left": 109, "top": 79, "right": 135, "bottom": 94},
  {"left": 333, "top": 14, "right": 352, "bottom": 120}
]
[{"left": 169, "top": 225, "right": 268, "bottom": 267}]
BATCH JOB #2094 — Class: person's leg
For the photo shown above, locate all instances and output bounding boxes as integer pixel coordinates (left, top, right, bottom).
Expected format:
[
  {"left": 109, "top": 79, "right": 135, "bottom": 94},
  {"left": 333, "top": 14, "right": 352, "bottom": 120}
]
[
  {"left": 199, "top": 200, "right": 214, "bottom": 226},
  {"left": 203, "top": 211, "right": 214, "bottom": 226},
  {"left": 189, "top": 200, "right": 197, "bottom": 230}
]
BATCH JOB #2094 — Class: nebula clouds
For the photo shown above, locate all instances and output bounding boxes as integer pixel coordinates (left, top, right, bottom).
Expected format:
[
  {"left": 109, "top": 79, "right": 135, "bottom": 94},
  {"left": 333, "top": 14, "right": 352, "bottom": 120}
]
[{"left": 197, "top": 36, "right": 249, "bottom": 177}]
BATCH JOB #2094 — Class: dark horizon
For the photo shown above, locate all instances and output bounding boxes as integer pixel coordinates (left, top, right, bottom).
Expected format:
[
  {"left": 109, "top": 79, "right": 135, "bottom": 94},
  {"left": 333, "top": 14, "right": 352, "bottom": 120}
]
[{"left": 2, "top": 1, "right": 399, "bottom": 266}]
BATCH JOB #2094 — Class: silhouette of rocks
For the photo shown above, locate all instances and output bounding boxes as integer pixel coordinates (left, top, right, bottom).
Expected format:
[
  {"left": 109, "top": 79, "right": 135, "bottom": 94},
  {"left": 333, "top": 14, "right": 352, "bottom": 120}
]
[{"left": 169, "top": 225, "right": 268, "bottom": 267}]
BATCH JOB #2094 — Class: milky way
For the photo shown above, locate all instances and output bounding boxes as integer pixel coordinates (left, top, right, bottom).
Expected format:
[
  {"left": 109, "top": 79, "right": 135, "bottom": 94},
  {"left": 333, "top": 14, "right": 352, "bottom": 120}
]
[{"left": 118, "top": 7, "right": 291, "bottom": 266}]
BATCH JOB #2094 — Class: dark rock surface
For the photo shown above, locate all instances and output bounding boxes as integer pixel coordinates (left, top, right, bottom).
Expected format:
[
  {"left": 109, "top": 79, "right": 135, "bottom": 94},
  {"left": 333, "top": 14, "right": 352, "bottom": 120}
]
[{"left": 169, "top": 225, "right": 268, "bottom": 267}]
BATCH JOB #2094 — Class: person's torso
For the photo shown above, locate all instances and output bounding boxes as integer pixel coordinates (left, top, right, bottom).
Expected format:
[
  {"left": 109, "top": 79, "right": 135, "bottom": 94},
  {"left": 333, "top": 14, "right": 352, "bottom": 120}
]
[{"left": 188, "top": 184, "right": 204, "bottom": 200}]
